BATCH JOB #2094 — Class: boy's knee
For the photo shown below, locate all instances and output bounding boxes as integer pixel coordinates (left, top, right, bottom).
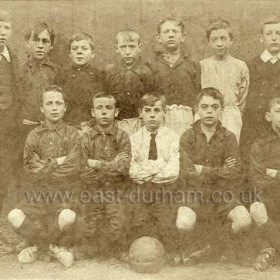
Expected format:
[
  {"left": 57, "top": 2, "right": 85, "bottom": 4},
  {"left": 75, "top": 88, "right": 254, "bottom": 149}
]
[
  {"left": 228, "top": 205, "right": 252, "bottom": 233},
  {"left": 176, "top": 206, "right": 196, "bottom": 232},
  {"left": 250, "top": 202, "right": 268, "bottom": 227},
  {"left": 58, "top": 209, "right": 76, "bottom": 230},
  {"left": 7, "top": 208, "right": 26, "bottom": 229}
]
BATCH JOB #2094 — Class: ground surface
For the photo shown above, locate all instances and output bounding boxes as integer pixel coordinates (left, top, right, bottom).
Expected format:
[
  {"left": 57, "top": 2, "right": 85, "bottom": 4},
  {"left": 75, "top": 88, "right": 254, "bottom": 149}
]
[{"left": 0, "top": 255, "right": 280, "bottom": 280}]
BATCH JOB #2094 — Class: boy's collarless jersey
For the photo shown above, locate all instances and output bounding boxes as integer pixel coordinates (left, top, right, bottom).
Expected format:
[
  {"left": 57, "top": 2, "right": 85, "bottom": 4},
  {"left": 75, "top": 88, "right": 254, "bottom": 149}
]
[
  {"left": 55, "top": 61, "right": 104, "bottom": 125},
  {"left": 148, "top": 52, "right": 200, "bottom": 108},
  {"left": 105, "top": 59, "right": 154, "bottom": 119}
]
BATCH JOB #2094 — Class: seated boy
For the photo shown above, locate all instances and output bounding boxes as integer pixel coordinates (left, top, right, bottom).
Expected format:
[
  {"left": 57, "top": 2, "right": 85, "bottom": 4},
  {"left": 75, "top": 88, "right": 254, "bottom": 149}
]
[
  {"left": 178, "top": 87, "right": 252, "bottom": 264},
  {"left": 250, "top": 96, "right": 280, "bottom": 271},
  {"left": 200, "top": 19, "right": 249, "bottom": 143},
  {"left": 7, "top": 86, "right": 81, "bottom": 268},
  {"left": 105, "top": 29, "right": 154, "bottom": 121},
  {"left": 148, "top": 18, "right": 200, "bottom": 135},
  {"left": 129, "top": 93, "right": 180, "bottom": 254},
  {"left": 55, "top": 32, "right": 104, "bottom": 130},
  {"left": 80, "top": 92, "right": 131, "bottom": 259}
]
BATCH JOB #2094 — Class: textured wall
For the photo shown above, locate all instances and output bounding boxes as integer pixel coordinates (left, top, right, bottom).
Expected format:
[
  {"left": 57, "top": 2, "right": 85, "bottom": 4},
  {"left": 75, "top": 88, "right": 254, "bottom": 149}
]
[{"left": 2, "top": 0, "right": 280, "bottom": 66}]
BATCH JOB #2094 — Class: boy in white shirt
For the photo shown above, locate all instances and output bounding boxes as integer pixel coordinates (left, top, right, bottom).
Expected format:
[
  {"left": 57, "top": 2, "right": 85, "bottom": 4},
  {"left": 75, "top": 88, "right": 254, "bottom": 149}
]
[
  {"left": 129, "top": 93, "right": 179, "bottom": 254},
  {"left": 200, "top": 19, "right": 249, "bottom": 142}
]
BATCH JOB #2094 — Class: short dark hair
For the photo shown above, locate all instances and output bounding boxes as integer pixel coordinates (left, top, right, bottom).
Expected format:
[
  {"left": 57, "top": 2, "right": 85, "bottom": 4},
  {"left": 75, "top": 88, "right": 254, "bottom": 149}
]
[
  {"left": 196, "top": 87, "right": 224, "bottom": 107},
  {"left": 157, "top": 17, "right": 185, "bottom": 34},
  {"left": 206, "top": 19, "right": 233, "bottom": 42},
  {"left": 115, "top": 29, "right": 141, "bottom": 45},
  {"left": 41, "top": 85, "right": 67, "bottom": 104},
  {"left": 25, "top": 22, "right": 55, "bottom": 46},
  {"left": 69, "top": 32, "right": 94, "bottom": 51},
  {"left": 261, "top": 15, "right": 280, "bottom": 34},
  {"left": 92, "top": 92, "right": 119, "bottom": 109},
  {"left": 139, "top": 92, "right": 167, "bottom": 111}
]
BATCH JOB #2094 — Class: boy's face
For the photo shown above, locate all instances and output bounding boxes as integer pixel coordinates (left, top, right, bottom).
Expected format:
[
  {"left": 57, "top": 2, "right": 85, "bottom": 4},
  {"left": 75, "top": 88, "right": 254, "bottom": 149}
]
[
  {"left": 139, "top": 100, "right": 165, "bottom": 132},
  {"left": 40, "top": 91, "right": 66, "bottom": 123},
  {"left": 261, "top": 23, "right": 280, "bottom": 55},
  {"left": 265, "top": 102, "right": 280, "bottom": 130},
  {"left": 156, "top": 21, "right": 185, "bottom": 52},
  {"left": 208, "top": 28, "right": 232, "bottom": 60},
  {"left": 0, "top": 21, "right": 12, "bottom": 49},
  {"left": 91, "top": 97, "right": 119, "bottom": 128},
  {"left": 196, "top": 96, "right": 222, "bottom": 127},
  {"left": 70, "top": 39, "right": 94, "bottom": 66},
  {"left": 26, "top": 29, "right": 52, "bottom": 61},
  {"left": 116, "top": 35, "right": 142, "bottom": 67}
]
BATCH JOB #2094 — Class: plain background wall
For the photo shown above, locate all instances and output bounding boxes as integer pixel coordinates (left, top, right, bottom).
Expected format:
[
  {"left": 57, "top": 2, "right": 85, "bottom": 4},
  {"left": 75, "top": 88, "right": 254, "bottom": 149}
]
[{"left": 2, "top": 0, "right": 280, "bottom": 67}]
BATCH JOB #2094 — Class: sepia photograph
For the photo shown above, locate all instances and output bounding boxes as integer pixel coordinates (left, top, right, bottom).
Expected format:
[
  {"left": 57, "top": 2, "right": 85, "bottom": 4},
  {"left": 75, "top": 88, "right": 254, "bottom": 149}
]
[{"left": 1, "top": 0, "right": 280, "bottom": 279}]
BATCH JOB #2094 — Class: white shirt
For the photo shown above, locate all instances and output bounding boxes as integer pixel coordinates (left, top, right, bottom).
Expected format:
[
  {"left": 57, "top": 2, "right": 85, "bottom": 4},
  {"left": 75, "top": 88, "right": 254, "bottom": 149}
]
[
  {"left": 200, "top": 55, "right": 249, "bottom": 112},
  {"left": 129, "top": 126, "right": 180, "bottom": 184},
  {"left": 0, "top": 46, "right": 10, "bottom": 62},
  {"left": 260, "top": 49, "right": 280, "bottom": 64}
]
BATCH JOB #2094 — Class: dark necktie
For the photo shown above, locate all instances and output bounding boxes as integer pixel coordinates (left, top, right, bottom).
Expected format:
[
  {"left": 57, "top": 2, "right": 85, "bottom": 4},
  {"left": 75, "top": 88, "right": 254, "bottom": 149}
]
[{"left": 148, "top": 133, "right": 157, "bottom": 160}]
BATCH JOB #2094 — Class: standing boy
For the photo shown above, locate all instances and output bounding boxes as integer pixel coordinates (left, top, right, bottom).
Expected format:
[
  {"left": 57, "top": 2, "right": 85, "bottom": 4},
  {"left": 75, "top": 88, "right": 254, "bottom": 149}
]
[
  {"left": 148, "top": 18, "right": 200, "bottom": 135},
  {"left": 129, "top": 93, "right": 180, "bottom": 255},
  {"left": 200, "top": 19, "right": 249, "bottom": 142},
  {"left": 0, "top": 9, "right": 21, "bottom": 213},
  {"left": 80, "top": 92, "right": 131, "bottom": 259},
  {"left": 105, "top": 29, "right": 154, "bottom": 120},
  {"left": 241, "top": 16, "right": 280, "bottom": 168},
  {"left": 7, "top": 86, "right": 81, "bottom": 268},
  {"left": 178, "top": 88, "right": 252, "bottom": 264},
  {"left": 250, "top": 97, "right": 280, "bottom": 271},
  {"left": 56, "top": 32, "right": 104, "bottom": 130},
  {"left": 19, "top": 22, "right": 59, "bottom": 139}
]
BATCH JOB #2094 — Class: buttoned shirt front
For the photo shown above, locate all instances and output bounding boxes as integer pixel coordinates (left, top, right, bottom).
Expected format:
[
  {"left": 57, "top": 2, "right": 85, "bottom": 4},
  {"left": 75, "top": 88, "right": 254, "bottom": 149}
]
[
  {"left": 179, "top": 121, "right": 242, "bottom": 189},
  {"left": 130, "top": 126, "right": 179, "bottom": 184},
  {"left": 24, "top": 120, "right": 80, "bottom": 178},
  {"left": 19, "top": 57, "right": 60, "bottom": 122}
]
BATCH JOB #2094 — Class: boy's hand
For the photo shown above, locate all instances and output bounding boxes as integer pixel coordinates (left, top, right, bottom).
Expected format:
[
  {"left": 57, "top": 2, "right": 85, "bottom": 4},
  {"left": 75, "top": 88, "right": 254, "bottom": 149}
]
[
  {"left": 266, "top": 168, "right": 278, "bottom": 178},
  {"left": 56, "top": 156, "right": 66, "bottom": 166},
  {"left": 194, "top": 164, "right": 203, "bottom": 173},
  {"left": 114, "top": 152, "right": 129, "bottom": 164},
  {"left": 224, "top": 157, "right": 237, "bottom": 168},
  {"left": 88, "top": 159, "right": 102, "bottom": 169}
]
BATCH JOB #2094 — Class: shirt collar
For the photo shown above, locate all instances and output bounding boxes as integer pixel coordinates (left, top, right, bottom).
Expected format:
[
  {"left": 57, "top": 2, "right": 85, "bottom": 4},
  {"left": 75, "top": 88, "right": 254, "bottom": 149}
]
[
  {"left": 90, "top": 123, "right": 118, "bottom": 138},
  {"left": 25, "top": 56, "right": 57, "bottom": 70},
  {"left": 142, "top": 125, "right": 163, "bottom": 137},
  {"left": 0, "top": 46, "right": 10, "bottom": 63},
  {"left": 263, "top": 126, "right": 280, "bottom": 142},
  {"left": 192, "top": 120, "right": 223, "bottom": 138},
  {"left": 37, "top": 121, "right": 66, "bottom": 137},
  {"left": 260, "top": 49, "right": 280, "bottom": 64}
]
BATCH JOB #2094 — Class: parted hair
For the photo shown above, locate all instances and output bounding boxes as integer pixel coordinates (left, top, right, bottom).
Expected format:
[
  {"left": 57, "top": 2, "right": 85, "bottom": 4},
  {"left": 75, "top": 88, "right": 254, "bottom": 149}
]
[
  {"left": 69, "top": 32, "right": 94, "bottom": 51},
  {"left": 195, "top": 87, "right": 224, "bottom": 107},
  {"left": 25, "top": 22, "right": 55, "bottom": 46},
  {"left": 139, "top": 92, "right": 167, "bottom": 111},
  {"left": 92, "top": 92, "right": 119, "bottom": 109},
  {"left": 206, "top": 19, "right": 234, "bottom": 41}
]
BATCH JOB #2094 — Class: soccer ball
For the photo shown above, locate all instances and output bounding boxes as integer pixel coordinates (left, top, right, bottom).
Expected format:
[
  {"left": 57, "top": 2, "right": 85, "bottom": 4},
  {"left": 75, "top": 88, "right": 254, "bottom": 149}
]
[{"left": 129, "top": 236, "right": 165, "bottom": 273}]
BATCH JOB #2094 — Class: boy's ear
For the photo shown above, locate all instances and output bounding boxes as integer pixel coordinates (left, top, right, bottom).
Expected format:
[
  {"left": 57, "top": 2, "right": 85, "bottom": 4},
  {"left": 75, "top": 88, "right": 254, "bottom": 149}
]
[
  {"left": 40, "top": 105, "right": 44, "bottom": 114},
  {"left": 91, "top": 50, "right": 95, "bottom": 59},
  {"left": 138, "top": 43, "right": 143, "bottom": 52},
  {"left": 260, "top": 34, "right": 264, "bottom": 44},
  {"left": 181, "top": 32, "right": 186, "bottom": 43},
  {"left": 194, "top": 105, "right": 198, "bottom": 112},
  {"left": 91, "top": 108, "right": 95, "bottom": 118},
  {"left": 115, "top": 44, "right": 119, "bottom": 54},
  {"left": 156, "top": 33, "right": 162, "bottom": 44},
  {"left": 265, "top": 112, "right": 272, "bottom": 122},
  {"left": 114, "top": 107, "right": 119, "bottom": 118}
]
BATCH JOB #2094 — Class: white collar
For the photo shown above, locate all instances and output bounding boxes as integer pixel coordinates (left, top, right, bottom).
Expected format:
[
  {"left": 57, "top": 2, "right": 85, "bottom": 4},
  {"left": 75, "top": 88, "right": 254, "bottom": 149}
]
[
  {"left": 0, "top": 46, "right": 10, "bottom": 63},
  {"left": 260, "top": 49, "right": 280, "bottom": 64},
  {"left": 143, "top": 126, "right": 162, "bottom": 136}
]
